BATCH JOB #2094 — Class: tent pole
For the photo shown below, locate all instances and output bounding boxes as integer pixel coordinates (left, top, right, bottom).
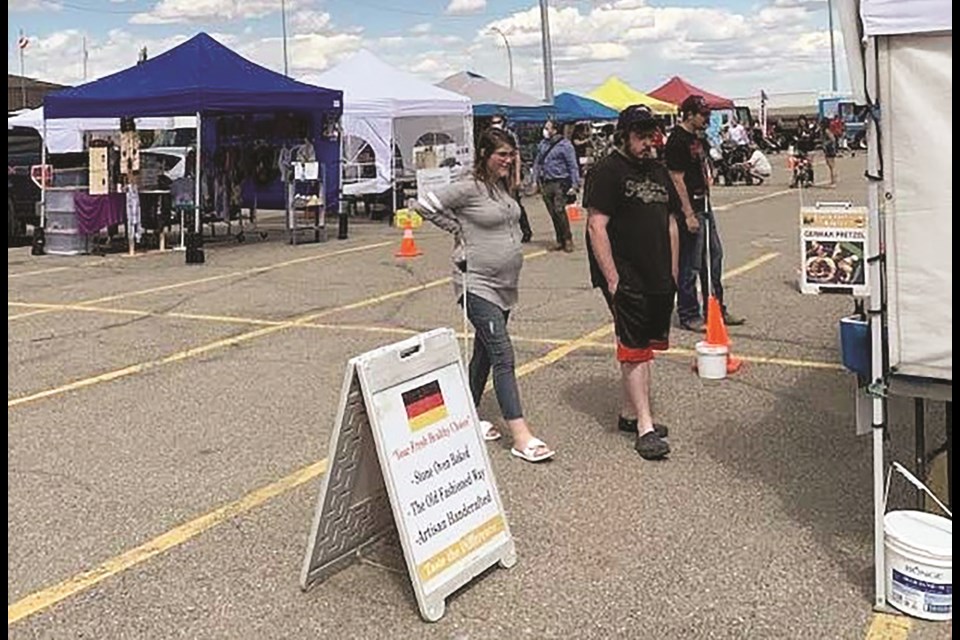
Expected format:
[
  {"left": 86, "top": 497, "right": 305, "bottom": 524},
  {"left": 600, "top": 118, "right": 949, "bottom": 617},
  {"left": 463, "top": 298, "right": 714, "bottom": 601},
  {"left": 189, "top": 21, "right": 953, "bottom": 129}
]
[
  {"left": 864, "top": 36, "right": 887, "bottom": 611},
  {"left": 195, "top": 111, "right": 202, "bottom": 235},
  {"left": 391, "top": 120, "right": 397, "bottom": 222},
  {"left": 41, "top": 117, "right": 47, "bottom": 228}
]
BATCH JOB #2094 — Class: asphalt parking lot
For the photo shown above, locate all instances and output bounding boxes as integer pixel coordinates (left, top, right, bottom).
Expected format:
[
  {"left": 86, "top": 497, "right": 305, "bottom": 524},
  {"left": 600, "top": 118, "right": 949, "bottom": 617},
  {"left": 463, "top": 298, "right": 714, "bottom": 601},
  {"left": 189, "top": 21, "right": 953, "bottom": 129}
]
[{"left": 7, "top": 155, "right": 952, "bottom": 639}]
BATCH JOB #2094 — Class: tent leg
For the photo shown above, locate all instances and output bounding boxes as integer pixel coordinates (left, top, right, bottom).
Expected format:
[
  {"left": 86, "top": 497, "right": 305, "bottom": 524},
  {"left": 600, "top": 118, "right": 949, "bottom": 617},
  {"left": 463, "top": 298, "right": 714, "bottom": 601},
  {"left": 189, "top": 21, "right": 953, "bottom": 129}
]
[{"left": 914, "top": 399, "right": 926, "bottom": 508}]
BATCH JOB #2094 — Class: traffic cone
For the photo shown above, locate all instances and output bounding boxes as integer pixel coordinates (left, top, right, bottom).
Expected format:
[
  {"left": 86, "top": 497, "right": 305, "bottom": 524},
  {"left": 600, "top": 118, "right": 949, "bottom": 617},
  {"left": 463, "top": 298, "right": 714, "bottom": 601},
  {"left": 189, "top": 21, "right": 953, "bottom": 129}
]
[
  {"left": 566, "top": 203, "right": 583, "bottom": 222},
  {"left": 704, "top": 295, "right": 742, "bottom": 374},
  {"left": 395, "top": 220, "right": 422, "bottom": 258}
]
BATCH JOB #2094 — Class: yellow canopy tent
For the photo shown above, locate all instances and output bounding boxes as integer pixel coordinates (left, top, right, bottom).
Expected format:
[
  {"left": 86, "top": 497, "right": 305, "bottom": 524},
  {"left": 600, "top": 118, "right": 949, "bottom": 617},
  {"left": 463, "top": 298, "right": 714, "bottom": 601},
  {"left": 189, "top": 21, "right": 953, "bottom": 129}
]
[{"left": 587, "top": 76, "right": 677, "bottom": 115}]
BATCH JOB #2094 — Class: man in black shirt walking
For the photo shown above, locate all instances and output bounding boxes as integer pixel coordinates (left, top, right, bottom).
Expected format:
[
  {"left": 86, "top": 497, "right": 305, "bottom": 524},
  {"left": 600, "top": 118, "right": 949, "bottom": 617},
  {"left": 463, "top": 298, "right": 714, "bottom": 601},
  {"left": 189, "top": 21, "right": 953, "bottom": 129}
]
[
  {"left": 584, "top": 105, "right": 678, "bottom": 460},
  {"left": 665, "top": 95, "right": 745, "bottom": 332}
]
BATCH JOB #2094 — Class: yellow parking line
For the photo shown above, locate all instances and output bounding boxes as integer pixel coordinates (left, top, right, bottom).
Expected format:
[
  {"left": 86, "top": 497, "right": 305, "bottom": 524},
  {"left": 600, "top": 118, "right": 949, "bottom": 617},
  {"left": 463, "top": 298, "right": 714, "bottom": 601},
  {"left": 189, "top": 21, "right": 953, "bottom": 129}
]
[
  {"left": 5, "top": 249, "right": 781, "bottom": 624},
  {"left": 7, "top": 459, "right": 328, "bottom": 626},
  {"left": 863, "top": 613, "right": 911, "bottom": 640},
  {"left": 7, "top": 250, "right": 551, "bottom": 409},
  {"left": 576, "top": 342, "right": 843, "bottom": 371},
  {"left": 7, "top": 239, "right": 394, "bottom": 322},
  {"left": 3, "top": 319, "right": 608, "bottom": 626},
  {"left": 7, "top": 267, "right": 72, "bottom": 279},
  {"left": 723, "top": 252, "right": 779, "bottom": 279}
]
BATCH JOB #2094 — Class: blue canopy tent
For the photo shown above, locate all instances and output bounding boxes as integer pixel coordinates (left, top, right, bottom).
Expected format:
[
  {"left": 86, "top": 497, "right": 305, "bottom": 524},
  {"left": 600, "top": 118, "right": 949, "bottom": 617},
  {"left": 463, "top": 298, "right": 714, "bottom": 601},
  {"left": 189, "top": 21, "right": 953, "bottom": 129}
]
[
  {"left": 475, "top": 92, "right": 617, "bottom": 123},
  {"left": 42, "top": 33, "right": 343, "bottom": 242}
]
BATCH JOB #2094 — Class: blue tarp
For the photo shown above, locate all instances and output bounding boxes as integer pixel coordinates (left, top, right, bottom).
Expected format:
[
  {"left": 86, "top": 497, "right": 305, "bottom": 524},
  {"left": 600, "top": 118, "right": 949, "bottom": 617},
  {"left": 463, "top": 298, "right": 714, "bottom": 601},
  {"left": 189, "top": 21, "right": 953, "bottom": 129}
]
[
  {"left": 474, "top": 92, "right": 617, "bottom": 123},
  {"left": 45, "top": 33, "right": 342, "bottom": 119}
]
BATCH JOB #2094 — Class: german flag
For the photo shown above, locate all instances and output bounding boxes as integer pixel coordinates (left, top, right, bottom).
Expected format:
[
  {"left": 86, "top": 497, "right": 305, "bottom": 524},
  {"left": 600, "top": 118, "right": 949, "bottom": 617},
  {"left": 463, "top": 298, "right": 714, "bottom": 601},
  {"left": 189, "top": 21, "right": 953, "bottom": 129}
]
[{"left": 402, "top": 380, "right": 448, "bottom": 432}]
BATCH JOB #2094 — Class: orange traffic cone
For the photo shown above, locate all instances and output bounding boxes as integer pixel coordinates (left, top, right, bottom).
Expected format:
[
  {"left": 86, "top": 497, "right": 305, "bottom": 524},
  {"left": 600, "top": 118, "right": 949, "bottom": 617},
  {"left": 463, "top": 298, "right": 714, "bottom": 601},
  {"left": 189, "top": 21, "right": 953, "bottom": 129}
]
[
  {"left": 566, "top": 203, "right": 583, "bottom": 222},
  {"left": 704, "top": 295, "right": 742, "bottom": 374},
  {"left": 395, "top": 220, "right": 422, "bottom": 258}
]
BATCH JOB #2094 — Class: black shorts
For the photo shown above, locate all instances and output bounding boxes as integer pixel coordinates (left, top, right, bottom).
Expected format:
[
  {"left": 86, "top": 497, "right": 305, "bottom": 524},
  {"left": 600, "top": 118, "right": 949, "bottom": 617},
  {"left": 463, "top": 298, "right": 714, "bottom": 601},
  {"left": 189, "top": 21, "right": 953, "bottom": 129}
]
[{"left": 600, "top": 286, "right": 674, "bottom": 363}]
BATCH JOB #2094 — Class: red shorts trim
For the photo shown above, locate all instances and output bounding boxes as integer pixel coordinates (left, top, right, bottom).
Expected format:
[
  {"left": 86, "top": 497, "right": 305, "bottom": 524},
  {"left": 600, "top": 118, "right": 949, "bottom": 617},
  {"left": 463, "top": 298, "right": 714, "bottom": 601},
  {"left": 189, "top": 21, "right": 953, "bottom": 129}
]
[
  {"left": 617, "top": 342, "right": 655, "bottom": 363},
  {"left": 650, "top": 339, "right": 669, "bottom": 351}
]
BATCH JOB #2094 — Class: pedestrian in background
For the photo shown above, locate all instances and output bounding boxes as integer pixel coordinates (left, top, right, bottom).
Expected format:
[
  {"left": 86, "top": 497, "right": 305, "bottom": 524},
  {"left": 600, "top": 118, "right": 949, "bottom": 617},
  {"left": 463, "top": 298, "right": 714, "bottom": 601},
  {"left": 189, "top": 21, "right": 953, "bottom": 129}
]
[
  {"left": 665, "top": 95, "right": 746, "bottom": 332},
  {"left": 820, "top": 118, "right": 838, "bottom": 187},
  {"left": 533, "top": 120, "right": 580, "bottom": 253}
]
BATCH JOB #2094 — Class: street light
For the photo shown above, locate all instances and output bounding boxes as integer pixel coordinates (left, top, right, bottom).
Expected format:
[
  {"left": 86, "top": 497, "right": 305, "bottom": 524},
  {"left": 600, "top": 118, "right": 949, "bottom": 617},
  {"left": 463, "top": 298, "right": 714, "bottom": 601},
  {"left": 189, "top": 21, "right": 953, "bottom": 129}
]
[
  {"left": 539, "top": 0, "right": 555, "bottom": 104},
  {"left": 281, "top": 0, "right": 289, "bottom": 76},
  {"left": 827, "top": 0, "right": 838, "bottom": 92},
  {"left": 488, "top": 27, "right": 514, "bottom": 90}
]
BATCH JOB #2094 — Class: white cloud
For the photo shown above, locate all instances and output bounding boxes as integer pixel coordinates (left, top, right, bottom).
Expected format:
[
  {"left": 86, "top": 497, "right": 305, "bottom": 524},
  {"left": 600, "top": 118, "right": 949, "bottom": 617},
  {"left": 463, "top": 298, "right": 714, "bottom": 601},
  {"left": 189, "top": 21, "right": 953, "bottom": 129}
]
[
  {"left": 411, "top": 23, "right": 432, "bottom": 35},
  {"left": 8, "top": 0, "right": 60, "bottom": 11},
  {"left": 773, "top": 0, "right": 826, "bottom": 9},
  {"left": 474, "top": 0, "right": 844, "bottom": 97},
  {"left": 130, "top": 0, "right": 306, "bottom": 25},
  {"left": 445, "top": 0, "right": 486, "bottom": 16},
  {"left": 556, "top": 42, "right": 630, "bottom": 63},
  {"left": 289, "top": 10, "right": 333, "bottom": 35}
]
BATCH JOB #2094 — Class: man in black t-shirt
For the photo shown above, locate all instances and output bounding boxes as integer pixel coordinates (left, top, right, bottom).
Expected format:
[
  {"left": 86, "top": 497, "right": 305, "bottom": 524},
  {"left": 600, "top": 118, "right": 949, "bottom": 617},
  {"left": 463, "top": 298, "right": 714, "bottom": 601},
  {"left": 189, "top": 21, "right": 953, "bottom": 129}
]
[
  {"left": 665, "top": 95, "right": 745, "bottom": 332},
  {"left": 584, "top": 105, "right": 679, "bottom": 461}
]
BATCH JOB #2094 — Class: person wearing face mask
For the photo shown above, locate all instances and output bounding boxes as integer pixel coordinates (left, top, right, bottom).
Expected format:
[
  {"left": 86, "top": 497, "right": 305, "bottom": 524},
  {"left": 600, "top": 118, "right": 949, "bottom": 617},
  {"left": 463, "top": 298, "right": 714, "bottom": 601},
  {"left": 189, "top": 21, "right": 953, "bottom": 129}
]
[
  {"left": 490, "top": 115, "right": 532, "bottom": 242},
  {"left": 533, "top": 120, "right": 580, "bottom": 252},
  {"left": 412, "top": 127, "right": 556, "bottom": 464},
  {"left": 584, "top": 105, "right": 680, "bottom": 460}
]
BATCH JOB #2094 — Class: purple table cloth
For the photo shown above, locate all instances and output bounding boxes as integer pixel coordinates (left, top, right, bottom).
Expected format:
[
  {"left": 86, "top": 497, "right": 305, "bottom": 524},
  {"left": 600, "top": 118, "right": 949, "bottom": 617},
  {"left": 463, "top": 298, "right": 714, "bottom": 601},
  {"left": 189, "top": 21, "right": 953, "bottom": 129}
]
[{"left": 73, "top": 192, "right": 126, "bottom": 235}]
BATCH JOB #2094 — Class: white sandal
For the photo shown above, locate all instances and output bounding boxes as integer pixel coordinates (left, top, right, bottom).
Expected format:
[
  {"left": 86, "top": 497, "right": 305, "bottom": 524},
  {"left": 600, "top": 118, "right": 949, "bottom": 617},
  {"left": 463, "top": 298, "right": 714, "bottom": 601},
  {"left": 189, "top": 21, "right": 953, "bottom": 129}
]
[
  {"left": 510, "top": 437, "right": 555, "bottom": 463},
  {"left": 480, "top": 420, "right": 502, "bottom": 442}
]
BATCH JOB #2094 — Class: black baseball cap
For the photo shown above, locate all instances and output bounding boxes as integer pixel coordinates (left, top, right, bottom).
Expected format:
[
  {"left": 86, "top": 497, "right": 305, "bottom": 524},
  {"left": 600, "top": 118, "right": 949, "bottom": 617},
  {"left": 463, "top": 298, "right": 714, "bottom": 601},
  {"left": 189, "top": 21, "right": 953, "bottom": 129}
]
[
  {"left": 680, "top": 95, "right": 710, "bottom": 117},
  {"left": 617, "top": 104, "right": 659, "bottom": 133}
]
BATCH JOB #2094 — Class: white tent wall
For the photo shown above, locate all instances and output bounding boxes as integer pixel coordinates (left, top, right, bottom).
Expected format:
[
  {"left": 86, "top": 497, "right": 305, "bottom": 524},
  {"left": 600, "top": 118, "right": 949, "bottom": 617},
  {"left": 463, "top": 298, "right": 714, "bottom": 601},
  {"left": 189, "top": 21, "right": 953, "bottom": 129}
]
[
  {"left": 879, "top": 33, "right": 952, "bottom": 380},
  {"left": 393, "top": 115, "right": 472, "bottom": 177},
  {"left": 314, "top": 50, "right": 473, "bottom": 199},
  {"left": 836, "top": 0, "right": 952, "bottom": 613},
  {"left": 341, "top": 115, "right": 393, "bottom": 196}
]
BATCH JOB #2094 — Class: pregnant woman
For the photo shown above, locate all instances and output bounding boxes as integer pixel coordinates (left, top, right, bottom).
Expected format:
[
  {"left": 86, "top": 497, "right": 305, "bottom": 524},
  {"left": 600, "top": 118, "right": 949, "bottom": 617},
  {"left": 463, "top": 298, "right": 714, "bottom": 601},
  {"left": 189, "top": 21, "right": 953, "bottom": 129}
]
[{"left": 413, "top": 127, "right": 555, "bottom": 464}]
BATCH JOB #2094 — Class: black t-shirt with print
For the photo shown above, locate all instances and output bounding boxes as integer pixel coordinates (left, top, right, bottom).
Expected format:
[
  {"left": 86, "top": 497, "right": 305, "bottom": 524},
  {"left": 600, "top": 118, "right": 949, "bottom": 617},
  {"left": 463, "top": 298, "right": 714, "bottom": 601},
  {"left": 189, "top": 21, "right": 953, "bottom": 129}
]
[
  {"left": 583, "top": 150, "right": 681, "bottom": 294},
  {"left": 664, "top": 125, "right": 710, "bottom": 212}
]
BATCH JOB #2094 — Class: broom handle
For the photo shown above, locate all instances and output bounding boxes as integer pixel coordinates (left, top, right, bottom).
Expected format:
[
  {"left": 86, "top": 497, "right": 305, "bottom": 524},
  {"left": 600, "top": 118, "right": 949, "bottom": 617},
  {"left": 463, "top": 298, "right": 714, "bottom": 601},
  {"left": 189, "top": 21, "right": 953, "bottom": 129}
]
[{"left": 704, "top": 196, "right": 713, "bottom": 300}]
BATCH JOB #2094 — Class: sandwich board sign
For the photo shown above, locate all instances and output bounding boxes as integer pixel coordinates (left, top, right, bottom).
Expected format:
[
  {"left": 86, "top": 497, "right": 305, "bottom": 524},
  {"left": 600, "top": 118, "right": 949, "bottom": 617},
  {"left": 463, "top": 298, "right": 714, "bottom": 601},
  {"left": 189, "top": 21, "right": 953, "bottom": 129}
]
[{"left": 300, "top": 328, "right": 516, "bottom": 622}]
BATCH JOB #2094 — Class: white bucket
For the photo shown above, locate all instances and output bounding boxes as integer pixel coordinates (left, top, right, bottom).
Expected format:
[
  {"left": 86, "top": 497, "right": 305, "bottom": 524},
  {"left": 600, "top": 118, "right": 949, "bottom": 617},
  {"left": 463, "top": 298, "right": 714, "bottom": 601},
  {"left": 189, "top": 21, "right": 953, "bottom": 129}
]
[
  {"left": 695, "top": 341, "right": 728, "bottom": 380},
  {"left": 884, "top": 510, "right": 952, "bottom": 621}
]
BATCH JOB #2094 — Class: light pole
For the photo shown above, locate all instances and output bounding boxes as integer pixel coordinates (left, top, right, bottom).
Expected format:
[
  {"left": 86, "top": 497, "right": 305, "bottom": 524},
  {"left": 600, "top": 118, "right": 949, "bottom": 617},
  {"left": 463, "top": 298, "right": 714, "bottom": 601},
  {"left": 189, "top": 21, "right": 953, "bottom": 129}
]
[
  {"left": 827, "top": 0, "right": 838, "bottom": 92},
  {"left": 538, "top": 0, "right": 555, "bottom": 104},
  {"left": 281, "top": 0, "right": 289, "bottom": 76},
  {"left": 489, "top": 27, "right": 514, "bottom": 90}
]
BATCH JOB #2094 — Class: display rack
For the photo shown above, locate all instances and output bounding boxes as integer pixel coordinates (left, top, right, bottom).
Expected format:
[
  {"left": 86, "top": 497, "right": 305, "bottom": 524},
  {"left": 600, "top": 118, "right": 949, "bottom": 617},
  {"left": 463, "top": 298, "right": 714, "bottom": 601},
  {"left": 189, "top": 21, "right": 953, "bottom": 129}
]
[{"left": 286, "top": 160, "right": 326, "bottom": 245}]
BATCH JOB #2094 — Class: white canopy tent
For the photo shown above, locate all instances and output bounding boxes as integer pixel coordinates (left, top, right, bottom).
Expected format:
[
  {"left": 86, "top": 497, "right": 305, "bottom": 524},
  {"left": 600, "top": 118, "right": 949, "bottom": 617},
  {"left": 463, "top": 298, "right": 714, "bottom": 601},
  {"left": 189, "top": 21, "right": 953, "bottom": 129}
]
[
  {"left": 313, "top": 50, "right": 473, "bottom": 198},
  {"left": 8, "top": 107, "right": 196, "bottom": 154},
  {"left": 836, "top": 0, "right": 951, "bottom": 611}
]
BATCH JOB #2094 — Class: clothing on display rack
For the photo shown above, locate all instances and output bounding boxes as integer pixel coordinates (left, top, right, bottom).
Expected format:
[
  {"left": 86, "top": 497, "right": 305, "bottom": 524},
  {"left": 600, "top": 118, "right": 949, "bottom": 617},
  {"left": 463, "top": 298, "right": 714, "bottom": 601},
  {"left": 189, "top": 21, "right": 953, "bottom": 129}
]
[{"left": 126, "top": 183, "right": 143, "bottom": 241}]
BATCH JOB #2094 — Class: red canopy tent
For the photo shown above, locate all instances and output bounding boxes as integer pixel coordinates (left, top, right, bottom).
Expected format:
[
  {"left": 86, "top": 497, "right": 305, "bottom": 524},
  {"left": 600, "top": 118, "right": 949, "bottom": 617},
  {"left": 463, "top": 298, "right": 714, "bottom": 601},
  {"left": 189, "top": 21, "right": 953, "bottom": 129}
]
[{"left": 648, "top": 76, "right": 735, "bottom": 110}]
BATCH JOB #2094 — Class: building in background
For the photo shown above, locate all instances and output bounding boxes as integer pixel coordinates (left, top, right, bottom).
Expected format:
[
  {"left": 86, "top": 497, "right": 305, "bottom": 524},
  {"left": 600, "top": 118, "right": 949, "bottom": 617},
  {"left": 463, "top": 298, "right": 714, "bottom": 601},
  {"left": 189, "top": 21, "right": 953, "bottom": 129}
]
[{"left": 8, "top": 74, "right": 66, "bottom": 112}]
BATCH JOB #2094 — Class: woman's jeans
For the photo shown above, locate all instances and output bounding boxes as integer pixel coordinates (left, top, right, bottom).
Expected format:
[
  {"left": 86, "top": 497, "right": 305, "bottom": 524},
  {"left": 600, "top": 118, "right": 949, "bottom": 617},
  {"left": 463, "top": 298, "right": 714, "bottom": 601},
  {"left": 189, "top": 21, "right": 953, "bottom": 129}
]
[
  {"left": 463, "top": 293, "right": 523, "bottom": 420},
  {"left": 677, "top": 209, "right": 727, "bottom": 323}
]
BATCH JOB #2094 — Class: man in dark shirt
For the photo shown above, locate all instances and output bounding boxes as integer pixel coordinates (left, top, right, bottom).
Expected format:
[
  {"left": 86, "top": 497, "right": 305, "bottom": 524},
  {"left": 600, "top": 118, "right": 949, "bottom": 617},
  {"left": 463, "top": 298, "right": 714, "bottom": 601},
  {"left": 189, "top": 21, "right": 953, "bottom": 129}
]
[
  {"left": 584, "top": 105, "right": 679, "bottom": 460},
  {"left": 665, "top": 95, "right": 745, "bottom": 332}
]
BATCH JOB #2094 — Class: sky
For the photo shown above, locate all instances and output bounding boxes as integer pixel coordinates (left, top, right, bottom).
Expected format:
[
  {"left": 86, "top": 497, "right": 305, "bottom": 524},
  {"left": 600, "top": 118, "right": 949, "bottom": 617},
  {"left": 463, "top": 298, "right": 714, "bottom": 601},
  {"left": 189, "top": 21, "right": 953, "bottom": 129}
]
[{"left": 7, "top": 0, "right": 850, "bottom": 102}]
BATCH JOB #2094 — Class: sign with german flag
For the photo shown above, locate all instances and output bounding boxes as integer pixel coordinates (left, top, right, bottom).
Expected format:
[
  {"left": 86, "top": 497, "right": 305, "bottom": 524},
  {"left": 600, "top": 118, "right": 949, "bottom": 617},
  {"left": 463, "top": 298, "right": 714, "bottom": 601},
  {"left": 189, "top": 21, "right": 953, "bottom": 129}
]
[
  {"left": 402, "top": 380, "right": 448, "bottom": 432},
  {"left": 300, "top": 329, "right": 514, "bottom": 623}
]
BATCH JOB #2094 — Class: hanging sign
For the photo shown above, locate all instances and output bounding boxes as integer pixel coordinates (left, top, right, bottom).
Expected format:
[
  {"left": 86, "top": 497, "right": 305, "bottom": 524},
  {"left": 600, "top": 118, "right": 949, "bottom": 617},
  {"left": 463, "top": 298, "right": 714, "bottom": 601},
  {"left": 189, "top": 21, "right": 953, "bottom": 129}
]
[
  {"left": 300, "top": 328, "right": 516, "bottom": 622},
  {"left": 799, "top": 203, "right": 870, "bottom": 296}
]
